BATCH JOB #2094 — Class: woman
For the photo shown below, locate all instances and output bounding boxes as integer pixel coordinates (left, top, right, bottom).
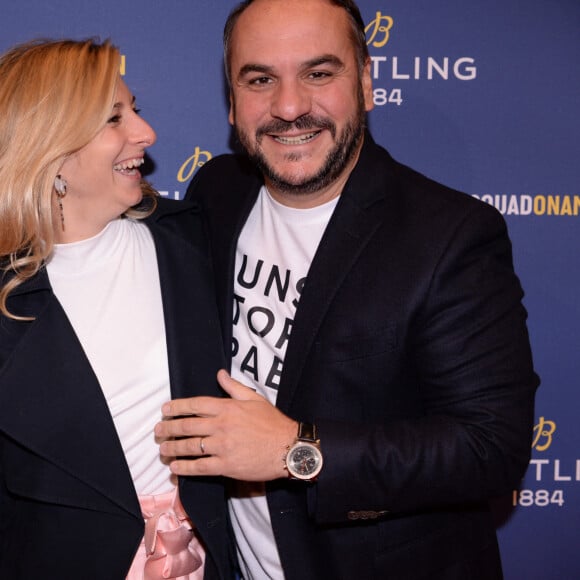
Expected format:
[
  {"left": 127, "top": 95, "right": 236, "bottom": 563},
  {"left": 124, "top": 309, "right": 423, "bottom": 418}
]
[{"left": 0, "top": 39, "right": 231, "bottom": 579}]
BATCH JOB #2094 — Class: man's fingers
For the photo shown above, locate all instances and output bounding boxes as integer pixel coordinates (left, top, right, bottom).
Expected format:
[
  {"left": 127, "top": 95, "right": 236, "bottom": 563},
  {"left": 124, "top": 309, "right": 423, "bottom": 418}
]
[
  {"left": 159, "top": 435, "right": 211, "bottom": 457},
  {"left": 159, "top": 371, "right": 260, "bottom": 422},
  {"left": 217, "top": 369, "right": 262, "bottom": 401},
  {"left": 160, "top": 395, "right": 225, "bottom": 419},
  {"left": 160, "top": 398, "right": 195, "bottom": 418},
  {"left": 155, "top": 415, "right": 212, "bottom": 440},
  {"left": 168, "top": 456, "right": 222, "bottom": 477},
  {"left": 160, "top": 435, "right": 210, "bottom": 459}
]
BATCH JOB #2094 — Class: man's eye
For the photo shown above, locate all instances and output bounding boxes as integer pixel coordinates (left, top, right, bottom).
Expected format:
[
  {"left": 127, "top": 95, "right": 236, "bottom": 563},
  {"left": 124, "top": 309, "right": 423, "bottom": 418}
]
[
  {"left": 309, "top": 71, "right": 331, "bottom": 80},
  {"left": 249, "top": 76, "right": 272, "bottom": 86}
]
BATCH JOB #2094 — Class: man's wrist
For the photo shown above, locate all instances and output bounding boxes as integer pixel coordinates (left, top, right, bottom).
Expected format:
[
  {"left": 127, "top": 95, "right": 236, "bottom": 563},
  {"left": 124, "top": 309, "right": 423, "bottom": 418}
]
[
  {"left": 283, "top": 421, "right": 324, "bottom": 481},
  {"left": 277, "top": 420, "right": 299, "bottom": 478}
]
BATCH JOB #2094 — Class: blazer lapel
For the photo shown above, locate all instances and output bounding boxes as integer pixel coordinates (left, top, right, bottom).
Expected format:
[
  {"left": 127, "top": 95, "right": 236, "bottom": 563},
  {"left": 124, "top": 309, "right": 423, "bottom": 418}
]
[
  {"left": 147, "top": 200, "right": 227, "bottom": 400},
  {"left": 276, "top": 136, "right": 399, "bottom": 411},
  {"left": 0, "top": 282, "right": 140, "bottom": 519},
  {"left": 211, "top": 177, "right": 263, "bottom": 365},
  {"left": 274, "top": 195, "right": 386, "bottom": 411}
]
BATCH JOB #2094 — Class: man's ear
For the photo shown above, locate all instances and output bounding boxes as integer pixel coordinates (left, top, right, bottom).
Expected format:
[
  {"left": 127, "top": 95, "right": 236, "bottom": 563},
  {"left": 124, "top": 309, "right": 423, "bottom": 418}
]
[
  {"left": 228, "top": 91, "right": 235, "bottom": 126},
  {"left": 362, "top": 58, "right": 374, "bottom": 112}
]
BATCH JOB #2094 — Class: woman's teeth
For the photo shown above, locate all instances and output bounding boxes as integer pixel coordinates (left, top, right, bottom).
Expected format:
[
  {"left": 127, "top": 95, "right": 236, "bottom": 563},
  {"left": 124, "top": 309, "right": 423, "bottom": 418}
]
[{"left": 113, "top": 158, "right": 144, "bottom": 174}]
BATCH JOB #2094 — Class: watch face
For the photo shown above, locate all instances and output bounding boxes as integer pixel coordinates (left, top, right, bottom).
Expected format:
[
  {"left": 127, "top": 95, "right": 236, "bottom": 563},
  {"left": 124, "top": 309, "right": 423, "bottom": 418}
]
[{"left": 287, "top": 442, "right": 323, "bottom": 480}]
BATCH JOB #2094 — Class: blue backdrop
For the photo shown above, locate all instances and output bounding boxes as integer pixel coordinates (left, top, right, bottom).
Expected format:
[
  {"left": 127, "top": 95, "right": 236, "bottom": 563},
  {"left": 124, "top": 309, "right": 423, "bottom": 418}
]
[{"left": 2, "top": 1, "right": 578, "bottom": 577}]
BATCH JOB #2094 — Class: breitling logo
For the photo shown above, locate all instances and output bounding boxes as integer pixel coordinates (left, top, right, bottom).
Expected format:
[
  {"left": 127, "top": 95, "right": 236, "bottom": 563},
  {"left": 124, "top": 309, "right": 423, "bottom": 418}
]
[
  {"left": 365, "top": 9, "right": 476, "bottom": 107},
  {"left": 178, "top": 146, "right": 213, "bottom": 183},
  {"left": 532, "top": 417, "right": 556, "bottom": 452},
  {"left": 365, "top": 11, "right": 394, "bottom": 48}
]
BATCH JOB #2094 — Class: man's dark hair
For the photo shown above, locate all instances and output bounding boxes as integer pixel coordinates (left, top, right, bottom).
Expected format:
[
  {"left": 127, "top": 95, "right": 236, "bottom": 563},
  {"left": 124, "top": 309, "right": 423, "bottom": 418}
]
[{"left": 223, "top": 0, "right": 369, "bottom": 83}]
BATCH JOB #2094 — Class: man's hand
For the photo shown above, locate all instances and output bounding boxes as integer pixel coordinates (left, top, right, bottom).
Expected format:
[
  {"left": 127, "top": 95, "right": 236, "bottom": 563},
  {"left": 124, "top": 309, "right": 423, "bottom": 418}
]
[{"left": 155, "top": 370, "right": 297, "bottom": 481}]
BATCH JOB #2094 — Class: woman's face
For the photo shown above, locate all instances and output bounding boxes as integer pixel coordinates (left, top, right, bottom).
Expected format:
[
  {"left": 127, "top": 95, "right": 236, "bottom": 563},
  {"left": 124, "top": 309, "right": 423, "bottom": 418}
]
[{"left": 57, "top": 78, "right": 156, "bottom": 241}]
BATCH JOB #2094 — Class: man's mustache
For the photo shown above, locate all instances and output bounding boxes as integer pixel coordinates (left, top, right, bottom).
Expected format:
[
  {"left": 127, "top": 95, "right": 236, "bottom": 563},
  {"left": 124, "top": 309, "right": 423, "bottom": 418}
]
[{"left": 256, "top": 115, "right": 336, "bottom": 139}]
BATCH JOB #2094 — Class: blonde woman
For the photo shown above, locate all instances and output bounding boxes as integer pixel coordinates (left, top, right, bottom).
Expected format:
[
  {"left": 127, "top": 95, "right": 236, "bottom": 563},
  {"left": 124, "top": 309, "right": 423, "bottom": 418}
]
[{"left": 0, "top": 39, "right": 232, "bottom": 579}]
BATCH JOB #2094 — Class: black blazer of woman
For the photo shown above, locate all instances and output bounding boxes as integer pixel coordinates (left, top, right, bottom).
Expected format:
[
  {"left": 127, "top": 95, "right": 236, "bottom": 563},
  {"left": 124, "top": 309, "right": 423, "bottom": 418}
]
[{"left": 0, "top": 198, "right": 233, "bottom": 579}]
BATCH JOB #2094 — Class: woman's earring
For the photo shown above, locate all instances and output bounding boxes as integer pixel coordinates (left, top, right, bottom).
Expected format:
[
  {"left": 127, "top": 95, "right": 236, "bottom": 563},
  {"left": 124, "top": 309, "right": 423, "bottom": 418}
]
[{"left": 54, "top": 174, "right": 67, "bottom": 232}]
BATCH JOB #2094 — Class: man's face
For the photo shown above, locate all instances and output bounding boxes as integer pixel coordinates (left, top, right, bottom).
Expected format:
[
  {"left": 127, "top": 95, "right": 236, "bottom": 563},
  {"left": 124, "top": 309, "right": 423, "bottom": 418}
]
[{"left": 228, "top": 0, "right": 374, "bottom": 206}]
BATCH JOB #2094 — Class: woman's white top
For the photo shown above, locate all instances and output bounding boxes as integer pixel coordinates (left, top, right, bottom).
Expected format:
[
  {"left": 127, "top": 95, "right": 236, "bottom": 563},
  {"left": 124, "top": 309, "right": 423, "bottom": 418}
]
[{"left": 47, "top": 218, "right": 174, "bottom": 495}]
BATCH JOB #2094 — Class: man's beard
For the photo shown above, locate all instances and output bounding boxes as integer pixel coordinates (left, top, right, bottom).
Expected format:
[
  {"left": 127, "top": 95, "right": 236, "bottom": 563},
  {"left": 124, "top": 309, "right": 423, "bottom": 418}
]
[{"left": 234, "top": 89, "right": 366, "bottom": 196}]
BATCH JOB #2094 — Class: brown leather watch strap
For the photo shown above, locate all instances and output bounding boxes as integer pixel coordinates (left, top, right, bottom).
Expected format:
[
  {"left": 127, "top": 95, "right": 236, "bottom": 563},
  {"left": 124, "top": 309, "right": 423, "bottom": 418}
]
[{"left": 297, "top": 422, "right": 318, "bottom": 442}]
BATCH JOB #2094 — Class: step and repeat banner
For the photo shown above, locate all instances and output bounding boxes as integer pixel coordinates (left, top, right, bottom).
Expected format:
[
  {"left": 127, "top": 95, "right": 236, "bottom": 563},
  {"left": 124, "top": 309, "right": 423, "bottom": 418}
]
[{"left": 2, "top": 1, "right": 578, "bottom": 578}]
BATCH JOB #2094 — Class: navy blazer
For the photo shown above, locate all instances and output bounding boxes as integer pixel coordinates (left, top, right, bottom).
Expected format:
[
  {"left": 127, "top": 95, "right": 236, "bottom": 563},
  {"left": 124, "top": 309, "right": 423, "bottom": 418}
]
[
  {"left": 0, "top": 198, "right": 233, "bottom": 579},
  {"left": 186, "top": 134, "right": 539, "bottom": 580}
]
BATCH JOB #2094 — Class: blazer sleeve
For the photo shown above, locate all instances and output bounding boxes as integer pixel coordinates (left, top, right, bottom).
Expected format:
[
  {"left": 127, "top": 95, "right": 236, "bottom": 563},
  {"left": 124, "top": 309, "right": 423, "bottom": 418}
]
[{"left": 311, "top": 203, "right": 539, "bottom": 523}]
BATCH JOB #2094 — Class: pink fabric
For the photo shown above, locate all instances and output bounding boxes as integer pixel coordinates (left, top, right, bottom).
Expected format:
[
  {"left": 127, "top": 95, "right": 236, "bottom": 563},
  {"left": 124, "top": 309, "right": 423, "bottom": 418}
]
[{"left": 126, "top": 488, "right": 205, "bottom": 580}]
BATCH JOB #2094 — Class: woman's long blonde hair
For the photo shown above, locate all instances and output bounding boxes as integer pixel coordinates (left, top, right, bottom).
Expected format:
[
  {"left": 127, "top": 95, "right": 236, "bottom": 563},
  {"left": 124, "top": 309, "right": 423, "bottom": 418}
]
[{"left": 0, "top": 39, "right": 157, "bottom": 320}]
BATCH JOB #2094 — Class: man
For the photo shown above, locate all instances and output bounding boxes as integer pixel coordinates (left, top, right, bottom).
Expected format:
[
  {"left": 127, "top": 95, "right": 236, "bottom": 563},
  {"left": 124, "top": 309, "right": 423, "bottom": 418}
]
[{"left": 155, "top": 1, "right": 539, "bottom": 578}]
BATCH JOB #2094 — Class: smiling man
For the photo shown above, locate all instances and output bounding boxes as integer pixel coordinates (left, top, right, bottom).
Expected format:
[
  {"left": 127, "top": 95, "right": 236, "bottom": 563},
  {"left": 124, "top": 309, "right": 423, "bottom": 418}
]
[
  {"left": 226, "top": 0, "right": 372, "bottom": 208},
  {"left": 156, "top": 1, "right": 539, "bottom": 578}
]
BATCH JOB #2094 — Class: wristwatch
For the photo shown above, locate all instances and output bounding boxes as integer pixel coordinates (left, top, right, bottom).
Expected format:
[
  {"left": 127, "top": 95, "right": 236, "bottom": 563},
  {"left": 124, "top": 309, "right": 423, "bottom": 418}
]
[{"left": 285, "top": 422, "right": 323, "bottom": 481}]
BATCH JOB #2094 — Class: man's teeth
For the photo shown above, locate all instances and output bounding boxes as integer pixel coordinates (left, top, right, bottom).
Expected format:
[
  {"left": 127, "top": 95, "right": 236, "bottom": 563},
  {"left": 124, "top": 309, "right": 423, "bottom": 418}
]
[
  {"left": 274, "top": 132, "right": 318, "bottom": 145},
  {"left": 113, "top": 158, "right": 145, "bottom": 171}
]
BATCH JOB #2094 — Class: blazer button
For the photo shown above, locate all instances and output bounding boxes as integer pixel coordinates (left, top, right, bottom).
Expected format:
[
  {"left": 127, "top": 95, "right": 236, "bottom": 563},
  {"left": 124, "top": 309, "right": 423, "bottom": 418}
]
[{"left": 347, "top": 510, "right": 389, "bottom": 520}]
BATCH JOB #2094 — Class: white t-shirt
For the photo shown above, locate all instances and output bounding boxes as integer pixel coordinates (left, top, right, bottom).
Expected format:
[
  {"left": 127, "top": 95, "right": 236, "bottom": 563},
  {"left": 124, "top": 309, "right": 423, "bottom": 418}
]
[
  {"left": 229, "top": 187, "right": 338, "bottom": 579},
  {"left": 47, "top": 218, "right": 174, "bottom": 496}
]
